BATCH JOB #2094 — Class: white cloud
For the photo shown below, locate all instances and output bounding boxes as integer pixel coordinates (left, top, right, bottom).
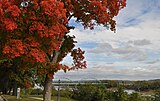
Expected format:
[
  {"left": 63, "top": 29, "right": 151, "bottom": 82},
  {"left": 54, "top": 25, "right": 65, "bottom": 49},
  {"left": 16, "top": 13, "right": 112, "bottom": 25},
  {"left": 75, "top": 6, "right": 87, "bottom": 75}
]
[
  {"left": 146, "top": 59, "right": 160, "bottom": 64},
  {"left": 128, "top": 39, "right": 151, "bottom": 46},
  {"left": 89, "top": 43, "right": 148, "bottom": 61}
]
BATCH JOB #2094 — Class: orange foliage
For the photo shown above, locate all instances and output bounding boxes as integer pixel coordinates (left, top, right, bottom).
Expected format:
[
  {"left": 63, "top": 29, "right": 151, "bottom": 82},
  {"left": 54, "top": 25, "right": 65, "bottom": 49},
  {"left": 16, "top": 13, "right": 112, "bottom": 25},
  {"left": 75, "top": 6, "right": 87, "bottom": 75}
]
[
  {"left": 0, "top": 0, "right": 126, "bottom": 76},
  {"left": 24, "top": 80, "right": 32, "bottom": 89}
]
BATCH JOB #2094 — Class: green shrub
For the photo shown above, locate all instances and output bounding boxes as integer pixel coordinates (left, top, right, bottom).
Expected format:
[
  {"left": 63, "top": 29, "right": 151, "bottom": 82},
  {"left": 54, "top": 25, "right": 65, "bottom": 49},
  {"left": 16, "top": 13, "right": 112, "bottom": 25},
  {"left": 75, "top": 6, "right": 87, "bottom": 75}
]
[
  {"left": 59, "top": 88, "right": 73, "bottom": 98},
  {"left": 106, "top": 86, "right": 128, "bottom": 101},
  {"left": 72, "top": 84, "right": 106, "bottom": 101},
  {"left": 128, "top": 93, "right": 143, "bottom": 101},
  {"left": 30, "top": 88, "right": 43, "bottom": 95},
  {"left": 22, "top": 88, "right": 33, "bottom": 95}
]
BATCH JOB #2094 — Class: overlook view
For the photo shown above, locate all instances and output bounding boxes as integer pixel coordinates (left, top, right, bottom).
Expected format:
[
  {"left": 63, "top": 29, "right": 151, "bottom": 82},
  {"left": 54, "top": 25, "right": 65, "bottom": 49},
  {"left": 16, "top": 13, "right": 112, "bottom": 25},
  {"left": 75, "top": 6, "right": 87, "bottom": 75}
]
[
  {"left": 55, "top": 0, "right": 160, "bottom": 81},
  {"left": 0, "top": 0, "right": 160, "bottom": 101}
]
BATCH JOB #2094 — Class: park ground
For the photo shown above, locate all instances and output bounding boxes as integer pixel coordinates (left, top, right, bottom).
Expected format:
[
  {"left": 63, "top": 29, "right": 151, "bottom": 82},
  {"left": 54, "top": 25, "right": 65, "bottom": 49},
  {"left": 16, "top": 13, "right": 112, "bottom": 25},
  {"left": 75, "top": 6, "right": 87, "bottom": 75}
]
[{"left": 2, "top": 95, "right": 75, "bottom": 101}]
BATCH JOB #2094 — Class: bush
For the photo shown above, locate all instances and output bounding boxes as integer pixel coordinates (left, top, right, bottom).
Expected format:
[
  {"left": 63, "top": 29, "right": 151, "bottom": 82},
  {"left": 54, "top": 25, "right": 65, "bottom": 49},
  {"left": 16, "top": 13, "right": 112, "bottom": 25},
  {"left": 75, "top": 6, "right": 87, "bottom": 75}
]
[
  {"left": 21, "top": 88, "right": 33, "bottom": 95},
  {"left": 106, "top": 86, "right": 128, "bottom": 101},
  {"left": 59, "top": 88, "right": 73, "bottom": 98},
  {"left": 128, "top": 93, "right": 143, "bottom": 101},
  {"left": 30, "top": 88, "right": 43, "bottom": 95},
  {"left": 72, "top": 84, "right": 106, "bottom": 101}
]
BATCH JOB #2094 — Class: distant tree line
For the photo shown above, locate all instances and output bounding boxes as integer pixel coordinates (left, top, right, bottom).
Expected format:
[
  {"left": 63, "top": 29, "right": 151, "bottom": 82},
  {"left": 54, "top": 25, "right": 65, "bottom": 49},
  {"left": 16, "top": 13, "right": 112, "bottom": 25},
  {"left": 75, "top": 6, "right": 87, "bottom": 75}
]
[
  {"left": 71, "top": 84, "right": 160, "bottom": 101},
  {"left": 101, "top": 80, "right": 160, "bottom": 92}
]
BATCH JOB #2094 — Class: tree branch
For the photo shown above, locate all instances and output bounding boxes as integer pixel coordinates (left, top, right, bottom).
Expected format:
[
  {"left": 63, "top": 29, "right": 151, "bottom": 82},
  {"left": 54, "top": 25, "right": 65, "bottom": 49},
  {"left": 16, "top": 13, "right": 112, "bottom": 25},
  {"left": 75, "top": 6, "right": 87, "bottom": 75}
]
[{"left": 68, "top": 14, "right": 74, "bottom": 21}]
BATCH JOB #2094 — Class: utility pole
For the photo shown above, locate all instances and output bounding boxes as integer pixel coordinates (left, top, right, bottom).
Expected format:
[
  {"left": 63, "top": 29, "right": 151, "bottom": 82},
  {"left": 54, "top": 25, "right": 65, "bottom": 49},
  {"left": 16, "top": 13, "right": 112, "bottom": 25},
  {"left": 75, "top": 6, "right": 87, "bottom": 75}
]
[{"left": 57, "top": 79, "right": 60, "bottom": 101}]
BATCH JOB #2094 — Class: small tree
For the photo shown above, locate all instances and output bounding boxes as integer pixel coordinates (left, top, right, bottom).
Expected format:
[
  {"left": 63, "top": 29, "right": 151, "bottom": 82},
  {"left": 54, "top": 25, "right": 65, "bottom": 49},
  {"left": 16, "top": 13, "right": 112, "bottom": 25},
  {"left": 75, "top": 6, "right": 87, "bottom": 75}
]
[
  {"left": 128, "top": 93, "right": 143, "bottom": 101},
  {"left": 0, "top": 0, "right": 126, "bottom": 101},
  {"left": 114, "top": 86, "right": 128, "bottom": 101},
  {"left": 72, "top": 84, "right": 106, "bottom": 101}
]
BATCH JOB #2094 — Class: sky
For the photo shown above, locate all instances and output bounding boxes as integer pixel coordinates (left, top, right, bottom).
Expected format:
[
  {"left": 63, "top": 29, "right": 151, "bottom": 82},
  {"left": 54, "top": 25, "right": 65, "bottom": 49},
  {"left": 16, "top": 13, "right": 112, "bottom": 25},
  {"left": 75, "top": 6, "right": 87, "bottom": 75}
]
[{"left": 54, "top": 0, "right": 160, "bottom": 81}]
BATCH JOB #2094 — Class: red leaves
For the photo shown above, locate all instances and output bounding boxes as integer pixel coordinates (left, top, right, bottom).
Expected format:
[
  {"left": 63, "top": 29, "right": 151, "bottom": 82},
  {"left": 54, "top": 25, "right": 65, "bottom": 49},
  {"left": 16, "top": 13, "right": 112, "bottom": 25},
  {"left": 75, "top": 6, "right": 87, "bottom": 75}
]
[
  {"left": 23, "top": 37, "right": 45, "bottom": 63},
  {"left": 47, "top": 74, "right": 54, "bottom": 79},
  {"left": 29, "top": 48, "right": 45, "bottom": 63},
  {"left": 0, "top": 0, "right": 126, "bottom": 77},
  {"left": 108, "top": 0, "right": 127, "bottom": 14},
  {"left": 0, "top": 0, "right": 69, "bottom": 63},
  {"left": 3, "top": 40, "right": 24, "bottom": 58},
  {"left": 40, "top": 0, "right": 65, "bottom": 17},
  {"left": 70, "top": 48, "right": 87, "bottom": 70},
  {"left": 3, "top": 19, "right": 18, "bottom": 31},
  {"left": 6, "top": 5, "right": 20, "bottom": 17},
  {"left": 40, "top": 0, "right": 68, "bottom": 25},
  {"left": 71, "top": 0, "right": 126, "bottom": 30},
  {"left": 63, "top": 0, "right": 74, "bottom": 12},
  {"left": 0, "top": 0, "right": 20, "bottom": 31},
  {"left": 24, "top": 37, "right": 40, "bottom": 48},
  {"left": 29, "top": 21, "right": 46, "bottom": 32},
  {"left": 0, "top": 4, "right": 4, "bottom": 16},
  {"left": 2, "top": 37, "right": 45, "bottom": 63},
  {"left": 24, "top": 80, "right": 32, "bottom": 89}
]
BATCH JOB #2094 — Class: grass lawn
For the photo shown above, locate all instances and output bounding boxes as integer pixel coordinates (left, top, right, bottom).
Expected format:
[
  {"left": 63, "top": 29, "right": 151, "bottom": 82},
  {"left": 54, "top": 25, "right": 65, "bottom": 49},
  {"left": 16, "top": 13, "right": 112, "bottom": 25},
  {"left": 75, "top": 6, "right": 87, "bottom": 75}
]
[
  {"left": 27, "top": 95, "right": 75, "bottom": 101},
  {"left": 3, "top": 95, "right": 40, "bottom": 101},
  {"left": 52, "top": 96, "right": 75, "bottom": 101},
  {"left": 4, "top": 95, "right": 75, "bottom": 101}
]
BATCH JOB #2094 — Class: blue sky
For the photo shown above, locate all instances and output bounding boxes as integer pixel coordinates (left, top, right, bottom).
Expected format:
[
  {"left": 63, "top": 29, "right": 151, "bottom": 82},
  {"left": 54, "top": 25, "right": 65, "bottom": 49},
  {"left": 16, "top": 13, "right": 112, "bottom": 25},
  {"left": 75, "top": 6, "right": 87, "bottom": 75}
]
[{"left": 55, "top": 0, "right": 160, "bottom": 81}]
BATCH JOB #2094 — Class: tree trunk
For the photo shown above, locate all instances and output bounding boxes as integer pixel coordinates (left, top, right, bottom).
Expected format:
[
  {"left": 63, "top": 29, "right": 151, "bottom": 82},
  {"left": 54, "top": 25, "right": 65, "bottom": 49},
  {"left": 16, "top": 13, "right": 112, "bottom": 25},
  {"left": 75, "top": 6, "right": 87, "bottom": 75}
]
[
  {"left": 43, "top": 51, "right": 60, "bottom": 101},
  {"left": 2, "top": 88, "right": 7, "bottom": 94},
  {"left": 8, "top": 87, "right": 12, "bottom": 95},
  {"left": 43, "top": 76, "right": 53, "bottom": 101},
  {"left": 12, "top": 81, "right": 17, "bottom": 96}
]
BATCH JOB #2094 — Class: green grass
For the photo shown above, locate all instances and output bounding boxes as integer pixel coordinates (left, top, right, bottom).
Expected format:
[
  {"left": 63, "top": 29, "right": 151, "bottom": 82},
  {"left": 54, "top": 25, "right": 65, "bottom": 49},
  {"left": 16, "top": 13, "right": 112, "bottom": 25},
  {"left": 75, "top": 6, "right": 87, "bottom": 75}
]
[
  {"left": 52, "top": 96, "right": 75, "bottom": 101},
  {"left": 4, "top": 95, "right": 75, "bottom": 101},
  {"left": 3, "top": 95, "right": 41, "bottom": 101},
  {"left": 26, "top": 95, "right": 75, "bottom": 101}
]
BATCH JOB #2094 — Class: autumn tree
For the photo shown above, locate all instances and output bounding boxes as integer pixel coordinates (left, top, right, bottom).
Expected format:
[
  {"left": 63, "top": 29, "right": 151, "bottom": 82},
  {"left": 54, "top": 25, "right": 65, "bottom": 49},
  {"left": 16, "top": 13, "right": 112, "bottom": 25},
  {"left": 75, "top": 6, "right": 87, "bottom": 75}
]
[{"left": 0, "top": 0, "right": 126, "bottom": 101}]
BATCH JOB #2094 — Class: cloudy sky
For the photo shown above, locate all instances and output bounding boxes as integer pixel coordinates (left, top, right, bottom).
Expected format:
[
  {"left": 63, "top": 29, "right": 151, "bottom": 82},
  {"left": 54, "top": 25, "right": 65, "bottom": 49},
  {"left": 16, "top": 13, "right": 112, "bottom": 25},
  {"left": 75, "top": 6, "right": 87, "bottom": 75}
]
[{"left": 54, "top": 0, "right": 160, "bottom": 81}]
